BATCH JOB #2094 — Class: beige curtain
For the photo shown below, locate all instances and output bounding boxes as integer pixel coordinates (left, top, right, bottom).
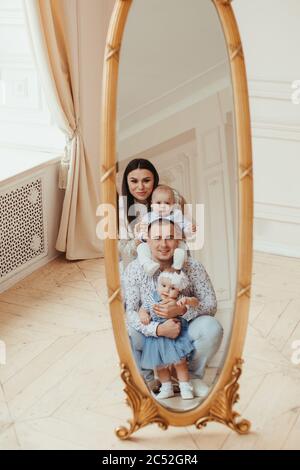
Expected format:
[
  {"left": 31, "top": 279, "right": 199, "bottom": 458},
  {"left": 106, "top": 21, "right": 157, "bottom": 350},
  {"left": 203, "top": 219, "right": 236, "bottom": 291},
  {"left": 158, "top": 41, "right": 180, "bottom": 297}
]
[{"left": 24, "top": 0, "right": 104, "bottom": 260}]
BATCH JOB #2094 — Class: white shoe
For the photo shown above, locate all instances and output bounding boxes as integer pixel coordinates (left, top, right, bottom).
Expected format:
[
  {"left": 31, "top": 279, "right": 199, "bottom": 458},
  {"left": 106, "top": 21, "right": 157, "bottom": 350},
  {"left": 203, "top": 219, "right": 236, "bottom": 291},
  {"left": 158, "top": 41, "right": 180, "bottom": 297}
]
[
  {"left": 143, "top": 261, "right": 160, "bottom": 276},
  {"left": 156, "top": 382, "right": 174, "bottom": 399},
  {"left": 179, "top": 381, "right": 194, "bottom": 400},
  {"left": 191, "top": 379, "right": 210, "bottom": 398},
  {"left": 172, "top": 249, "right": 185, "bottom": 270}
]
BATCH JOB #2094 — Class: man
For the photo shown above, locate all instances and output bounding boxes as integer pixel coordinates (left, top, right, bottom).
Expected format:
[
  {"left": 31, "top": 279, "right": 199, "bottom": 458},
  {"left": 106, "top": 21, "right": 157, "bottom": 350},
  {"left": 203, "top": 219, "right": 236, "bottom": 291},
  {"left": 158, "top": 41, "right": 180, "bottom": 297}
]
[{"left": 123, "top": 218, "right": 223, "bottom": 397}]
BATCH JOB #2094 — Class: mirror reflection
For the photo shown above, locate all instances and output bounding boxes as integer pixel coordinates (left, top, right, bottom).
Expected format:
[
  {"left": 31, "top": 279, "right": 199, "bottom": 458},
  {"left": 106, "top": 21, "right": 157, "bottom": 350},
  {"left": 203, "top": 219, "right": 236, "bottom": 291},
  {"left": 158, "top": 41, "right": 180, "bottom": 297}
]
[{"left": 116, "top": 0, "right": 238, "bottom": 411}]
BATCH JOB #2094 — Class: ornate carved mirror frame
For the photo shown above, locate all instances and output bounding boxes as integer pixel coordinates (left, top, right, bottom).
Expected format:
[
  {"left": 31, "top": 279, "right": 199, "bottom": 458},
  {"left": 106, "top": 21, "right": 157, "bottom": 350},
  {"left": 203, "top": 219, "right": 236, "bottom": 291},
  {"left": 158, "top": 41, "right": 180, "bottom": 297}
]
[{"left": 101, "top": 0, "right": 253, "bottom": 440}]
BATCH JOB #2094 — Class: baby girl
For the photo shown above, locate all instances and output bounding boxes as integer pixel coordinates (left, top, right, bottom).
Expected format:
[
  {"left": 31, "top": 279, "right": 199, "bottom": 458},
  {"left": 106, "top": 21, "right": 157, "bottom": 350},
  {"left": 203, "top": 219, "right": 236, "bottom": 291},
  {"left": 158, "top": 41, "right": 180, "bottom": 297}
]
[
  {"left": 139, "top": 269, "right": 199, "bottom": 400},
  {"left": 135, "top": 185, "right": 196, "bottom": 276}
]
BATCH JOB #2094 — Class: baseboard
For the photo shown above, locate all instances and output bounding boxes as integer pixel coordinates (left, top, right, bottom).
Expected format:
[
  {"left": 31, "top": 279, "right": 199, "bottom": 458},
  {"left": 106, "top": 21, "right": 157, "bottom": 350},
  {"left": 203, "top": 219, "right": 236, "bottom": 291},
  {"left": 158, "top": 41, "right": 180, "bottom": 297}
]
[
  {"left": 0, "top": 253, "right": 61, "bottom": 293},
  {"left": 254, "top": 203, "right": 300, "bottom": 259}
]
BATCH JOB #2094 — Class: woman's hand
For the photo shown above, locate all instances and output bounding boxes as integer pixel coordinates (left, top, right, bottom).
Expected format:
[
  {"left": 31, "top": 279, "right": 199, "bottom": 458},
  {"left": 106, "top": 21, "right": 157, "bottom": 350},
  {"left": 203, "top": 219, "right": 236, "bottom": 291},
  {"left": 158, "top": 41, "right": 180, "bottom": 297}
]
[{"left": 153, "top": 299, "right": 187, "bottom": 319}]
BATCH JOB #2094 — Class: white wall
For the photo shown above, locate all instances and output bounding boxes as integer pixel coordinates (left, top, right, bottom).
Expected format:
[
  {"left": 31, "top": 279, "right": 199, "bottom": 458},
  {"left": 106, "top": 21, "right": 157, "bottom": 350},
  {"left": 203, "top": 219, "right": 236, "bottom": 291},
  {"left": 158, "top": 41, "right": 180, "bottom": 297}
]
[{"left": 234, "top": 0, "right": 300, "bottom": 258}]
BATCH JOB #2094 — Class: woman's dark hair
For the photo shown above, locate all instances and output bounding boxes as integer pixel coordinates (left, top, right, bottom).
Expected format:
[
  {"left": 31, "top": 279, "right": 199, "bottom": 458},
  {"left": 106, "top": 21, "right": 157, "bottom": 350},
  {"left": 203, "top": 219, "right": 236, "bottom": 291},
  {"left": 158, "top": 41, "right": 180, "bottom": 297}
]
[{"left": 121, "top": 158, "right": 159, "bottom": 224}]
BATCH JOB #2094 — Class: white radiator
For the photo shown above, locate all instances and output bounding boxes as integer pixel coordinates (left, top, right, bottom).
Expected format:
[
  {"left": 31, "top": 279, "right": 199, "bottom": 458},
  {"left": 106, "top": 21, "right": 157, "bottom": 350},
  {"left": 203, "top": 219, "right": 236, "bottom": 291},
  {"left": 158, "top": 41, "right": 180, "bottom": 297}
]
[{"left": 0, "top": 175, "right": 48, "bottom": 281}]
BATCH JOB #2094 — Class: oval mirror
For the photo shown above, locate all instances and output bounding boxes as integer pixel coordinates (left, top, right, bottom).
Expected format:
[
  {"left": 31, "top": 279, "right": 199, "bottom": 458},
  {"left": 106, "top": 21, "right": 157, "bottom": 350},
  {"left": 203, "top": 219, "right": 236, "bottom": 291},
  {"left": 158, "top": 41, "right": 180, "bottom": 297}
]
[{"left": 101, "top": 0, "right": 253, "bottom": 439}]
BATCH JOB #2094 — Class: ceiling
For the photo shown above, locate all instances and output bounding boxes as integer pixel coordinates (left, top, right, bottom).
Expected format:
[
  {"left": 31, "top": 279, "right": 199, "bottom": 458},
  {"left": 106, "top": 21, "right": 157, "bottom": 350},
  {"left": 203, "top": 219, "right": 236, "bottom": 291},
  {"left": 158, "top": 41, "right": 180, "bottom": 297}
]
[{"left": 117, "top": 0, "right": 230, "bottom": 121}]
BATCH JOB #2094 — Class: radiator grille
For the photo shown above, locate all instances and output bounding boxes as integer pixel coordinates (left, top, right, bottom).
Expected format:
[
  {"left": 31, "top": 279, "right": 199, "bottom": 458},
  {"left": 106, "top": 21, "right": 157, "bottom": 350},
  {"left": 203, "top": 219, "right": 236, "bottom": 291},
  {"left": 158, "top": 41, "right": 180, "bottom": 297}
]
[{"left": 0, "top": 177, "right": 47, "bottom": 280}]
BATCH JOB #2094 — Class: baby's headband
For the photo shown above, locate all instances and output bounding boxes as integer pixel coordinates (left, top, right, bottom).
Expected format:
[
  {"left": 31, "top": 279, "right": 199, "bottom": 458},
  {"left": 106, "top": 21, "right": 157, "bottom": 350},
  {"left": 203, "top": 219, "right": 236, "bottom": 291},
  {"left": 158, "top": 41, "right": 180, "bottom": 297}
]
[{"left": 158, "top": 270, "right": 189, "bottom": 291}]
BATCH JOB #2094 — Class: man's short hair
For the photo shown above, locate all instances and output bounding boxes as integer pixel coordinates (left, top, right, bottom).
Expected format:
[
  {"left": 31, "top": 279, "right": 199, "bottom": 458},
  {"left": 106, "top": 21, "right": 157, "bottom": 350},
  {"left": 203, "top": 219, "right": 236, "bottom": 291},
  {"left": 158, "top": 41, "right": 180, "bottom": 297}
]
[{"left": 147, "top": 217, "right": 182, "bottom": 239}]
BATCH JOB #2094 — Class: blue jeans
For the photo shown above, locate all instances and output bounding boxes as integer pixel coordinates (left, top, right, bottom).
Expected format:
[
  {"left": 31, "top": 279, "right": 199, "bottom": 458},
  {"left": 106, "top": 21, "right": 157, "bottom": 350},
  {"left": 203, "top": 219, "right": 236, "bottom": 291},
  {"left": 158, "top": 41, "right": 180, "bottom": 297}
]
[{"left": 129, "top": 315, "right": 223, "bottom": 382}]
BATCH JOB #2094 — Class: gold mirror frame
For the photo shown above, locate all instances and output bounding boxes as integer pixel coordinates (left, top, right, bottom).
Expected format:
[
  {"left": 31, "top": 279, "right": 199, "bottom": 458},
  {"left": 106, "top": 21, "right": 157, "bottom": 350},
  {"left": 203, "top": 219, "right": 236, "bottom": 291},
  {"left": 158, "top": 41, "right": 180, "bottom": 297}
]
[{"left": 101, "top": 0, "right": 253, "bottom": 440}]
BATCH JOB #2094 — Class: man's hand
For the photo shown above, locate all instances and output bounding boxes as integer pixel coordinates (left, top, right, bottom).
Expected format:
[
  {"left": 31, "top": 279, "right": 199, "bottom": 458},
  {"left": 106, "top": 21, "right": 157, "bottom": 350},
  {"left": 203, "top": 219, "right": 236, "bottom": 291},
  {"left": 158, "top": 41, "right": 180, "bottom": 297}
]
[
  {"left": 157, "top": 319, "right": 181, "bottom": 339},
  {"left": 153, "top": 300, "right": 187, "bottom": 319}
]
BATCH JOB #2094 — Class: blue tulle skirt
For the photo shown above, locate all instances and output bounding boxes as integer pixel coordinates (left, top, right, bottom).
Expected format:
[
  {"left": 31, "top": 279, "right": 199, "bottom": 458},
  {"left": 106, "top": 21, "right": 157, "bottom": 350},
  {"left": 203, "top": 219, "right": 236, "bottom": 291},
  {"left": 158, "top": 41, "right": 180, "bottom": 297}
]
[{"left": 140, "top": 318, "right": 194, "bottom": 369}]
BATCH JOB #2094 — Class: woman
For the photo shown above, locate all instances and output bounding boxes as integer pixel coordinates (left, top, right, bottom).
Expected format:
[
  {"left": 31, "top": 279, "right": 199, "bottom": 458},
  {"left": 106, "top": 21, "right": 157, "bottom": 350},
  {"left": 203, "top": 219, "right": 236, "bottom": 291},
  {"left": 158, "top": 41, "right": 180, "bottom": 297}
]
[
  {"left": 118, "top": 158, "right": 159, "bottom": 271},
  {"left": 118, "top": 158, "right": 188, "bottom": 271}
]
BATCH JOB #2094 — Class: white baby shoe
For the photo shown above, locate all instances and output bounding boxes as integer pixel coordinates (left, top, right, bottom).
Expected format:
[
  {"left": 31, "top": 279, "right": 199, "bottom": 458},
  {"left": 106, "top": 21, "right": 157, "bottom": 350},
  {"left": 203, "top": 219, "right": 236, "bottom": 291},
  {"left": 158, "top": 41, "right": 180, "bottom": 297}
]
[
  {"left": 172, "top": 249, "right": 185, "bottom": 270},
  {"left": 143, "top": 260, "right": 160, "bottom": 276},
  {"left": 190, "top": 379, "right": 210, "bottom": 398},
  {"left": 156, "top": 382, "right": 175, "bottom": 399},
  {"left": 179, "top": 381, "right": 194, "bottom": 400}
]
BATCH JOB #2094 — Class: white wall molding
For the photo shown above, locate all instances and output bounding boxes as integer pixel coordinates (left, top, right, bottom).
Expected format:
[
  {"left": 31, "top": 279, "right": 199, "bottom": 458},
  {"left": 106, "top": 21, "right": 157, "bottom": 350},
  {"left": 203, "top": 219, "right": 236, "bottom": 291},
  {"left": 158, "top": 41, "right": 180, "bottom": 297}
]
[
  {"left": 255, "top": 202, "right": 300, "bottom": 225},
  {"left": 0, "top": 2, "right": 24, "bottom": 25},
  {"left": 252, "top": 121, "right": 300, "bottom": 142},
  {"left": 248, "top": 79, "right": 300, "bottom": 140},
  {"left": 119, "top": 77, "right": 300, "bottom": 144},
  {"left": 253, "top": 240, "right": 300, "bottom": 259},
  {"left": 248, "top": 78, "right": 294, "bottom": 102},
  {"left": 248, "top": 78, "right": 300, "bottom": 259}
]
